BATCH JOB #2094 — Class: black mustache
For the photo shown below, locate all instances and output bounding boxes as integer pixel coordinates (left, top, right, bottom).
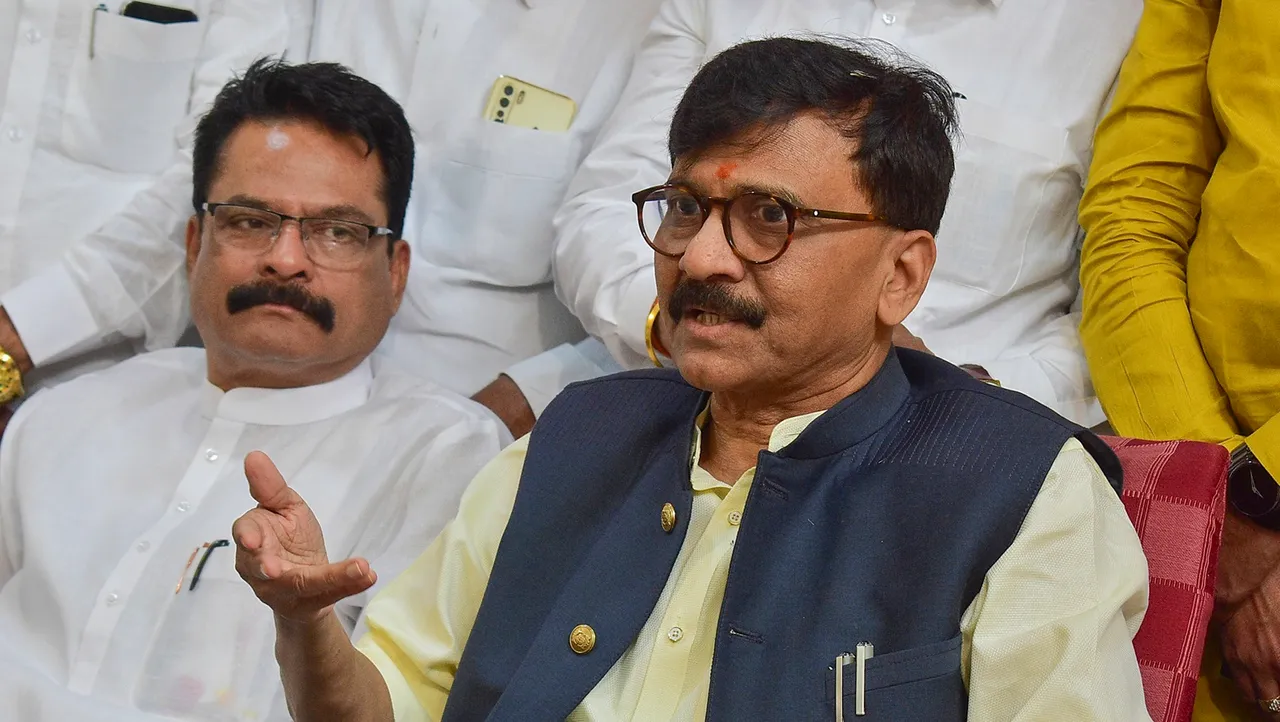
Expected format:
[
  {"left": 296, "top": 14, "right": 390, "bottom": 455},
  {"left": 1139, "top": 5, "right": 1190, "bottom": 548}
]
[
  {"left": 666, "top": 280, "right": 767, "bottom": 329},
  {"left": 226, "top": 281, "right": 336, "bottom": 333}
]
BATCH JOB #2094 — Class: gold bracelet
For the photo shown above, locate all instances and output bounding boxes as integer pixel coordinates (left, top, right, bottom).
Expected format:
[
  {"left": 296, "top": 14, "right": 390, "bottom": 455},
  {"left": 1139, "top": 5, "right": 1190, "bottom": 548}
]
[
  {"left": 645, "top": 298, "right": 665, "bottom": 368},
  {"left": 0, "top": 348, "right": 24, "bottom": 403}
]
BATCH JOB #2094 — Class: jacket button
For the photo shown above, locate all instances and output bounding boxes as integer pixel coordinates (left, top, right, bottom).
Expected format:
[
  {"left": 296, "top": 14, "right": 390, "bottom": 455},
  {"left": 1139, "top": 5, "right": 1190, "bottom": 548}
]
[
  {"left": 569, "top": 624, "right": 596, "bottom": 654},
  {"left": 661, "top": 503, "right": 677, "bottom": 533}
]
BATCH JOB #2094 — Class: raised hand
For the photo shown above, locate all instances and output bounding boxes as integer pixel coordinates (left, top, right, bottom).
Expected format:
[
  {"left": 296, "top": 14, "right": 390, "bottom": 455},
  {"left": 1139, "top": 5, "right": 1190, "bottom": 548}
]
[{"left": 232, "top": 451, "right": 376, "bottom": 622}]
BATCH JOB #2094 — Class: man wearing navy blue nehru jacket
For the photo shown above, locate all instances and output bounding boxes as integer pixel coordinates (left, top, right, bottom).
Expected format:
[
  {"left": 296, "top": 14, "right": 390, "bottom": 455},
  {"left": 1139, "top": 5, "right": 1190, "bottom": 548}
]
[{"left": 236, "top": 37, "right": 1151, "bottom": 721}]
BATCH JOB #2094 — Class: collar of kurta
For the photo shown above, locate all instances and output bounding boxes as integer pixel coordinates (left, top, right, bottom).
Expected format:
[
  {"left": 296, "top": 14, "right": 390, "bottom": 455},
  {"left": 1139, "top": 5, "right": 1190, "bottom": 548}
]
[
  {"left": 771, "top": 348, "right": 912, "bottom": 460},
  {"left": 198, "top": 358, "right": 374, "bottom": 426}
]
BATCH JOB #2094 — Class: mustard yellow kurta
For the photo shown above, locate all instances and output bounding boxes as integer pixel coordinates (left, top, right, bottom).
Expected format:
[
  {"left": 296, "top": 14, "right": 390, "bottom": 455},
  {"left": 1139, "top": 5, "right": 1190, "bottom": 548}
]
[
  {"left": 1079, "top": 1, "right": 1280, "bottom": 718},
  {"left": 354, "top": 412, "right": 1149, "bottom": 721}
]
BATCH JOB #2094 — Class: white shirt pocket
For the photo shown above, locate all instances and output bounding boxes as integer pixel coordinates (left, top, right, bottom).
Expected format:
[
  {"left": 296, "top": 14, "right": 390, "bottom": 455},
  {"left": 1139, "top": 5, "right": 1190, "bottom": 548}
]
[
  {"left": 61, "top": 11, "right": 205, "bottom": 175},
  {"left": 935, "top": 99, "right": 1068, "bottom": 296},
  {"left": 133, "top": 542, "right": 276, "bottom": 720},
  {"left": 415, "top": 120, "right": 579, "bottom": 287}
]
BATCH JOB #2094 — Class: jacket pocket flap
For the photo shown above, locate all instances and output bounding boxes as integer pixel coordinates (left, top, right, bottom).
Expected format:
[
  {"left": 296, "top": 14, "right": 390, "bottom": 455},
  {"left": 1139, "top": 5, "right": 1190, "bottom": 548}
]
[{"left": 863, "top": 635, "right": 961, "bottom": 691}]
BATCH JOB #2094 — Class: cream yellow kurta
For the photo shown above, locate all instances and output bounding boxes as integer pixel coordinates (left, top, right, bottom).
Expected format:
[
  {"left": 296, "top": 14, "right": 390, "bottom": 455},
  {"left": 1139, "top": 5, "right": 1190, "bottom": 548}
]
[{"left": 357, "top": 414, "right": 1150, "bottom": 721}]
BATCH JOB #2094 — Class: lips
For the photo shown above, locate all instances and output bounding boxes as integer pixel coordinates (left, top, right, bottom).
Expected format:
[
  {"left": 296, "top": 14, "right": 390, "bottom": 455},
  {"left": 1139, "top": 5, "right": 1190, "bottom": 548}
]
[
  {"left": 687, "top": 308, "right": 735, "bottom": 326},
  {"left": 666, "top": 280, "right": 767, "bottom": 330}
]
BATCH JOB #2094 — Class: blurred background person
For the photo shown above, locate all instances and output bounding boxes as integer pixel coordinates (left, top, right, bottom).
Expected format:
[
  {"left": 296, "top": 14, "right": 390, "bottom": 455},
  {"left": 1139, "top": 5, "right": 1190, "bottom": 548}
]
[{"left": 1078, "top": 0, "right": 1280, "bottom": 718}]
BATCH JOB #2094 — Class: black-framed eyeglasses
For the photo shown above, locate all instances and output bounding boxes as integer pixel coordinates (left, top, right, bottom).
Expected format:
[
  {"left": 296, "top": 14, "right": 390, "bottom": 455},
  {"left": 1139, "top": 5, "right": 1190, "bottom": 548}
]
[
  {"left": 200, "top": 202, "right": 394, "bottom": 271},
  {"left": 632, "top": 184, "right": 888, "bottom": 264}
]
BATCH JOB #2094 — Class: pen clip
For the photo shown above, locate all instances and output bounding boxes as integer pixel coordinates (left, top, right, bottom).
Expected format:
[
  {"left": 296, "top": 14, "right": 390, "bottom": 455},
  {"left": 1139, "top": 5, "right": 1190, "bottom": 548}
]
[
  {"left": 855, "top": 642, "right": 875, "bottom": 716},
  {"left": 835, "top": 653, "right": 849, "bottom": 722},
  {"left": 89, "top": 4, "right": 108, "bottom": 59}
]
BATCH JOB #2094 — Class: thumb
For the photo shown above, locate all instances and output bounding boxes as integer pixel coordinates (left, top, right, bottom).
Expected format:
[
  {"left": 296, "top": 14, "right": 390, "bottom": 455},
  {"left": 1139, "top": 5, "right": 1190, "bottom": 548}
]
[{"left": 244, "top": 451, "right": 303, "bottom": 512}]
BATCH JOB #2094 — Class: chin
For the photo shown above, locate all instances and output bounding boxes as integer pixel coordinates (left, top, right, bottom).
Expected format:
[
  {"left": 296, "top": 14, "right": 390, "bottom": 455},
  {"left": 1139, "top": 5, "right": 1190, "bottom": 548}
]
[
  {"left": 672, "top": 349, "right": 756, "bottom": 394},
  {"left": 228, "top": 325, "right": 326, "bottom": 363}
]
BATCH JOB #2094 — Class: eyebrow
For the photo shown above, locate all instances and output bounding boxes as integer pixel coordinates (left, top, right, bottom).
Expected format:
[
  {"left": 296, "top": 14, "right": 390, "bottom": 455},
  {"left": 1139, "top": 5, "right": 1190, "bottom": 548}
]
[
  {"left": 218, "top": 195, "right": 380, "bottom": 225},
  {"left": 667, "top": 176, "right": 807, "bottom": 208}
]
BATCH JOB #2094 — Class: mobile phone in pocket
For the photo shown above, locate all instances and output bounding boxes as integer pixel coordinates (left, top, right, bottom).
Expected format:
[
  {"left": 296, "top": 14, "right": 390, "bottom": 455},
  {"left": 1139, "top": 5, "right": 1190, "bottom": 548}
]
[{"left": 483, "top": 76, "right": 577, "bottom": 132}]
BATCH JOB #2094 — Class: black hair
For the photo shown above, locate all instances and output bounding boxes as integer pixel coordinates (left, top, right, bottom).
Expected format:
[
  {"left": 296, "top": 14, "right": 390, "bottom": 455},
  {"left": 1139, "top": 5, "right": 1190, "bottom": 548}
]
[
  {"left": 192, "top": 57, "right": 414, "bottom": 239},
  {"left": 669, "top": 36, "right": 958, "bottom": 235}
]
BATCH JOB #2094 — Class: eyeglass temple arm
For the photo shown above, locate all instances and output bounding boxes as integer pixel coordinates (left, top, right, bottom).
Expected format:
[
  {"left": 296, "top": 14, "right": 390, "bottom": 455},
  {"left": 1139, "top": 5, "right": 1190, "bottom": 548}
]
[{"left": 798, "top": 208, "right": 883, "bottom": 223}]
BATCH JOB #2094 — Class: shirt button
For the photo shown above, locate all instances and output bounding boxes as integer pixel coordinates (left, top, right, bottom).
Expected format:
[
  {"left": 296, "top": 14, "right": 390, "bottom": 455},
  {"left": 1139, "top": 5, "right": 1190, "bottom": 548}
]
[
  {"left": 25, "top": 27, "right": 42, "bottom": 43},
  {"left": 728, "top": 510, "right": 742, "bottom": 526},
  {"left": 105, "top": 592, "right": 120, "bottom": 606},
  {"left": 176, "top": 501, "right": 191, "bottom": 512},
  {"left": 136, "top": 541, "right": 151, "bottom": 552},
  {"left": 882, "top": 12, "right": 897, "bottom": 24},
  {"left": 204, "top": 448, "right": 219, "bottom": 462},
  {"left": 667, "top": 626, "right": 684, "bottom": 642},
  {"left": 6, "top": 126, "right": 23, "bottom": 142}
]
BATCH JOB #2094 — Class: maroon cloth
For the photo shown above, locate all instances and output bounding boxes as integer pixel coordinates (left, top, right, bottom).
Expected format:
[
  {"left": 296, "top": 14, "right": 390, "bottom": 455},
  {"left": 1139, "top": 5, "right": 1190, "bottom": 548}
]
[{"left": 1105, "top": 436, "right": 1228, "bottom": 722}]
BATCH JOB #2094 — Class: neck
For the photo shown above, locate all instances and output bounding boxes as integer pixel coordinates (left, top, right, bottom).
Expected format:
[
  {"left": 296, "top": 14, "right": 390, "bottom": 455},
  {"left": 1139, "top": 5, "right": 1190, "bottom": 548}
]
[
  {"left": 699, "top": 343, "right": 889, "bottom": 483},
  {"left": 205, "top": 353, "right": 362, "bottom": 392}
]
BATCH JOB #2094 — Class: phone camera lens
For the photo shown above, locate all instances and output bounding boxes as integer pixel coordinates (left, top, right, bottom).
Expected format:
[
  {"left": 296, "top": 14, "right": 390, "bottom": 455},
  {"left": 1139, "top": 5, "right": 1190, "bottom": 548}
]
[
  {"left": 503, "top": 85, "right": 514, "bottom": 96},
  {"left": 499, "top": 98, "right": 510, "bottom": 108},
  {"left": 496, "top": 110, "right": 505, "bottom": 118}
]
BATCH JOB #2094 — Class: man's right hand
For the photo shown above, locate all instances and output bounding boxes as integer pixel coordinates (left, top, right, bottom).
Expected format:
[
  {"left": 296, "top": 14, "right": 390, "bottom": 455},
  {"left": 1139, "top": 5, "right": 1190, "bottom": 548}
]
[{"left": 232, "top": 451, "right": 377, "bottom": 623}]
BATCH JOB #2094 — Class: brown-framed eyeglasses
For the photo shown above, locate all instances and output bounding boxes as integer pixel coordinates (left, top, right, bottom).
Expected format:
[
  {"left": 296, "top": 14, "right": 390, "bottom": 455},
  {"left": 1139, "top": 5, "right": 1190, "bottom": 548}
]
[{"left": 632, "top": 184, "right": 888, "bottom": 265}]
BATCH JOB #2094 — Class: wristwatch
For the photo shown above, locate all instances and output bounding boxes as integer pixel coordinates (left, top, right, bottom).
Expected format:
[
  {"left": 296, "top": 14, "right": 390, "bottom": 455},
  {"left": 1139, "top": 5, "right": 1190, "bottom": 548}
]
[
  {"left": 0, "top": 344, "right": 23, "bottom": 405},
  {"left": 1228, "top": 443, "right": 1280, "bottom": 528}
]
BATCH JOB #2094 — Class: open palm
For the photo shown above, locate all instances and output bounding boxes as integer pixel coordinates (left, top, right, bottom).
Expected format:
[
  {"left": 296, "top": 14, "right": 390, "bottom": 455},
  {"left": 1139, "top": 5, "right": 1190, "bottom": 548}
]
[{"left": 232, "top": 451, "right": 377, "bottom": 622}]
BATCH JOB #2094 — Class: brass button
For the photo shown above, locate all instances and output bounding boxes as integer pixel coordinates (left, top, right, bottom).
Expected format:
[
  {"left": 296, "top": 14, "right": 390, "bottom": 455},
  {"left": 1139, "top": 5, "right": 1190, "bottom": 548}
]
[
  {"left": 569, "top": 624, "right": 596, "bottom": 654},
  {"left": 661, "top": 502, "right": 677, "bottom": 533}
]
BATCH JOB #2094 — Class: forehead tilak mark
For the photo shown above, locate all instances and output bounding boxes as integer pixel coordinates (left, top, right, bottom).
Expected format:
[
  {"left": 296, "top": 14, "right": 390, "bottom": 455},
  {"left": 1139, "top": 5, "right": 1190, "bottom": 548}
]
[{"left": 265, "top": 126, "right": 290, "bottom": 150}]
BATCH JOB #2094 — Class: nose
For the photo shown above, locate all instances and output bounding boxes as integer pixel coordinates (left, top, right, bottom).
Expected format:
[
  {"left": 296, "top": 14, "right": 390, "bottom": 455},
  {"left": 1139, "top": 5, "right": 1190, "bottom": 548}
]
[
  {"left": 678, "top": 206, "right": 746, "bottom": 283},
  {"left": 259, "top": 220, "right": 313, "bottom": 280}
]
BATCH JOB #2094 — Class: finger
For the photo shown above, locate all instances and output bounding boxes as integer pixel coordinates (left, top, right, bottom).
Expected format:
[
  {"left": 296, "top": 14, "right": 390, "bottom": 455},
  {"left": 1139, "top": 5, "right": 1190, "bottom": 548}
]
[
  {"left": 244, "top": 451, "right": 303, "bottom": 512},
  {"left": 285, "top": 558, "right": 377, "bottom": 606},
  {"left": 231, "top": 512, "right": 265, "bottom": 552},
  {"left": 235, "top": 544, "right": 294, "bottom": 585},
  {"left": 232, "top": 512, "right": 291, "bottom": 581},
  {"left": 1225, "top": 638, "right": 1265, "bottom": 703}
]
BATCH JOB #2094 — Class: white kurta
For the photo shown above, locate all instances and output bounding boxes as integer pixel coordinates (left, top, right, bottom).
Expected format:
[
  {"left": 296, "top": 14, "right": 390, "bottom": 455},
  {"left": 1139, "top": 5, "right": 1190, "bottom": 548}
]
[{"left": 0, "top": 347, "right": 508, "bottom": 721}]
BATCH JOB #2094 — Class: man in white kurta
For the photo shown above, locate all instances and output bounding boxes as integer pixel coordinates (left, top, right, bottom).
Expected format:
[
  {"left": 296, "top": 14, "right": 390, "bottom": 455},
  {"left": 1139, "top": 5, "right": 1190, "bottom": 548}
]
[{"left": 0, "top": 59, "right": 507, "bottom": 721}]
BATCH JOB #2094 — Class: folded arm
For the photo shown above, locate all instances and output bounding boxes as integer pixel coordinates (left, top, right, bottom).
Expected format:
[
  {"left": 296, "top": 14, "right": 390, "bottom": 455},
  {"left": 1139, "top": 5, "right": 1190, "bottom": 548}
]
[{"left": 1077, "top": 0, "right": 1234, "bottom": 444}]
